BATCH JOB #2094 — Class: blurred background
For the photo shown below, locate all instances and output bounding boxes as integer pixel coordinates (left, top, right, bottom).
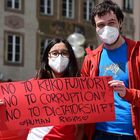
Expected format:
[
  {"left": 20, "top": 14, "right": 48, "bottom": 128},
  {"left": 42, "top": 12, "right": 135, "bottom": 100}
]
[{"left": 0, "top": 0, "right": 139, "bottom": 81}]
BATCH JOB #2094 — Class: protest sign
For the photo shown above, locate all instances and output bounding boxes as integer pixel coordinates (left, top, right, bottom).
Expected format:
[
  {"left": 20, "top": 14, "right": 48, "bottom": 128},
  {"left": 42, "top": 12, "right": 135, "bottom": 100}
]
[{"left": 0, "top": 76, "right": 115, "bottom": 130}]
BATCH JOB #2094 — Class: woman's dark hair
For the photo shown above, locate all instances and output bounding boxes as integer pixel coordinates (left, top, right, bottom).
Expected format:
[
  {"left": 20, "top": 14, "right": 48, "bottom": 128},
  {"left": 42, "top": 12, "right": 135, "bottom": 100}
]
[
  {"left": 35, "top": 37, "right": 79, "bottom": 79},
  {"left": 91, "top": 0, "right": 124, "bottom": 26}
]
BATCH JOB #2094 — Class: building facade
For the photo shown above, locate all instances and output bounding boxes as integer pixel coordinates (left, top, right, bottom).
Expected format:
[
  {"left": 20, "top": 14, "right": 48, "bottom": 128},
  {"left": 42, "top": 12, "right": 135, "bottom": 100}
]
[
  {"left": 0, "top": 0, "right": 139, "bottom": 81},
  {"left": 0, "top": 0, "right": 38, "bottom": 81}
]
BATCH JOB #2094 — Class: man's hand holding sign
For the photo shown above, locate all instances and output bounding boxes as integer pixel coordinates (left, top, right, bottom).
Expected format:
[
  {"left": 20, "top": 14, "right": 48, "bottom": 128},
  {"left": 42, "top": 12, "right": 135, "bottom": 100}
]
[{"left": 0, "top": 76, "right": 115, "bottom": 131}]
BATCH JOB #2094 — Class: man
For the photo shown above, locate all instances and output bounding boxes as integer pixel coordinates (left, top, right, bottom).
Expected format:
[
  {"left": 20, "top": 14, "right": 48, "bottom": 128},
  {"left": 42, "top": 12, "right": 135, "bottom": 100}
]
[{"left": 81, "top": 0, "right": 140, "bottom": 140}]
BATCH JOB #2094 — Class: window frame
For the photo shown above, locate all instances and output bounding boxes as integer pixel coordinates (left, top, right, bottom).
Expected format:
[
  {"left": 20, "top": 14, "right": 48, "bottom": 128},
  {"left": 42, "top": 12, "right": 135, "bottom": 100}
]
[
  {"left": 4, "top": 31, "right": 24, "bottom": 66},
  {"left": 40, "top": 0, "right": 54, "bottom": 16},
  {"left": 83, "top": 0, "right": 94, "bottom": 21},
  {"left": 5, "top": 0, "right": 24, "bottom": 13},
  {"left": 36, "top": 34, "right": 52, "bottom": 69},
  {"left": 62, "top": 0, "right": 75, "bottom": 19},
  {"left": 123, "top": 0, "right": 133, "bottom": 13}
]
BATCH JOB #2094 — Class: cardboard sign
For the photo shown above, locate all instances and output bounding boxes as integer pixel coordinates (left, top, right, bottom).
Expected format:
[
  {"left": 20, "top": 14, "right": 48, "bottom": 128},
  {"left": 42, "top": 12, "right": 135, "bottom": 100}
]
[{"left": 0, "top": 76, "right": 115, "bottom": 130}]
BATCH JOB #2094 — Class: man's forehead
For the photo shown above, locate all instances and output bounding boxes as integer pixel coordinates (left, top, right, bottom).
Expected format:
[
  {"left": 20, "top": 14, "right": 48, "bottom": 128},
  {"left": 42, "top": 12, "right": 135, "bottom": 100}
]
[{"left": 95, "top": 11, "right": 117, "bottom": 22}]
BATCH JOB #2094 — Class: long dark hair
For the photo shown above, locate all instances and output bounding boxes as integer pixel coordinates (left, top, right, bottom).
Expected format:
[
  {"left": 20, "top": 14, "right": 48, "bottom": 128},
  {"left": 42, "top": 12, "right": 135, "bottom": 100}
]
[
  {"left": 35, "top": 37, "right": 79, "bottom": 79},
  {"left": 91, "top": 0, "right": 124, "bottom": 27}
]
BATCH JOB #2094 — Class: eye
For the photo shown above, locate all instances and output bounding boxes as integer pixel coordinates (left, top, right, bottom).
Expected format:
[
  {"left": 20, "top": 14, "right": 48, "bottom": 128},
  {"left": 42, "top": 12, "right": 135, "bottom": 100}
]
[
  {"left": 62, "top": 51, "right": 69, "bottom": 57},
  {"left": 96, "top": 23, "right": 105, "bottom": 29},
  {"left": 51, "top": 51, "right": 58, "bottom": 56},
  {"left": 49, "top": 51, "right": 59, "bottom": 57},
  {"left": 108, "top": 21, "right": 116, "bottom": 26},
  {"left": 62, "top": 51, "right": 69, "bottom": 55}
]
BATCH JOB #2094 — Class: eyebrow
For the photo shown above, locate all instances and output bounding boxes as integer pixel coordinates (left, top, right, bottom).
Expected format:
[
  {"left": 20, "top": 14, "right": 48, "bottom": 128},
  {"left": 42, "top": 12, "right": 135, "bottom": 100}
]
[
  {"left": 96, "top": 18, "right": 117, "bottom": 25},
  {"left": 108, "top": 18, "right": 117, "bottom": 22},
  {"left": 49, "top": 49, "right": 68, "bottom": 52}
]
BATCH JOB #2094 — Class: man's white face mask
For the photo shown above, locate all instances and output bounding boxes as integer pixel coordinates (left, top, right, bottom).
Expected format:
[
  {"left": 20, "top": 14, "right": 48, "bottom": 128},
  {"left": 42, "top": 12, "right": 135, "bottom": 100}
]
[
  {"left": 97, "top": 26, "right": 119, "bottom": 45},
  {"left": 48, "top": 55, "right": 69, "bottom": 73}
]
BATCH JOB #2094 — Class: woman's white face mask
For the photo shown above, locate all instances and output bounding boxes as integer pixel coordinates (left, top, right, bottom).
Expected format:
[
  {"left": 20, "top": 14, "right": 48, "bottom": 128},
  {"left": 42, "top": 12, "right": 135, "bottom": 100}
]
[
  {"left": 48, "top": 55, "right": 69, "bottom": 74},
  {"left": 97, "top": 26, "right": 119, "bottom": 45}
]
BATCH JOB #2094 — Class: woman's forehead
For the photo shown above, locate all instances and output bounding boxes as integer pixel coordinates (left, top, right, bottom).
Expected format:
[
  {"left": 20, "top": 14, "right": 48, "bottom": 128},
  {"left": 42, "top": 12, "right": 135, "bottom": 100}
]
[{"left": 50, "top": 42, "right": 67, "bottom": 51}]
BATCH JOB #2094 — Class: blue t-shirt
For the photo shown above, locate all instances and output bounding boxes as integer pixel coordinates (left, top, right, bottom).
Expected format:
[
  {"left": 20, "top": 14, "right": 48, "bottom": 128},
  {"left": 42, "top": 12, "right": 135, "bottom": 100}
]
[{"left": 96, "top": 42, "right": 134, "bottom": 135}]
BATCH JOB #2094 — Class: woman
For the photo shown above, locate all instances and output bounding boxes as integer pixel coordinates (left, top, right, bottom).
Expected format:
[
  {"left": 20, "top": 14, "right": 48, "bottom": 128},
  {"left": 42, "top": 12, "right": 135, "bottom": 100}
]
[{"left": 27, "top": 38, "right": 83, "bottom": 140}]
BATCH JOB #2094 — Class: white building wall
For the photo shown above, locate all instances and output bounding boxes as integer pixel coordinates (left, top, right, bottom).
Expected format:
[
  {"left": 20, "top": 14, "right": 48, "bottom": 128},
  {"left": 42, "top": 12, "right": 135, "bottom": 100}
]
[
  {"left": 0, "top": 0, "right": 6, "bottom": 81},
  {"left": 133, "top": 0, "right": 140, "bottom": 40},
  {"left": 0, "top": 0, "right": 38, "bottom": 81}
]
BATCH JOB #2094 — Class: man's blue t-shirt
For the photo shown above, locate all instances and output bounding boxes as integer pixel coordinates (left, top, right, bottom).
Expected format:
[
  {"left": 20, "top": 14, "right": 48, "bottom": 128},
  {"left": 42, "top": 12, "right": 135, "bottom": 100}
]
[{"left": 96, "top": 42, "right": 134, "bottom": 135}]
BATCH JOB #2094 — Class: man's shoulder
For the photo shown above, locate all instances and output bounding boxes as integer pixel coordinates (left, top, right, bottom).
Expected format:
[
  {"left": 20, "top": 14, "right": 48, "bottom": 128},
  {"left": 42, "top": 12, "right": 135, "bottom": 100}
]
[
  {"left": 124, "top": 37, "right": 139, "bottom": 47},
  {"left": 85, "top": 44, "right": 103, "bottom": 55}
]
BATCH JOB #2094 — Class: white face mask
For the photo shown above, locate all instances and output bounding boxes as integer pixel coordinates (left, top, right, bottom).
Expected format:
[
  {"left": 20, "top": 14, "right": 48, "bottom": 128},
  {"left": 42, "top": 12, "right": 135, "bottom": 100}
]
[
  {"left": 97, "top": 26, "right": 119, "bottom": 45},
  {"left": 48, "top": 55, "right": 69, "bottom": 74}
]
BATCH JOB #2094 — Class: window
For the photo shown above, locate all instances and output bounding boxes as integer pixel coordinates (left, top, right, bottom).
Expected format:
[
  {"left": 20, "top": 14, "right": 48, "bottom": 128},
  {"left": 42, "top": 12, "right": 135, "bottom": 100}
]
[
  {"left": 123, "top": 0, "right": 133, "bottom": 13},
  {"left": 62, "top": 0, "right": 74, "bottom": 18},
  {"left": 83, "top": 0, "right": 94, "bottom": 21},
  {"left": 5, "top": 0, "right": 22, "bottom": 11},
  {"left": 40, "top": 0, "right": 53, "bottom": 15},
  {"left": 40, "top": 39, "right": 45, "bottom": 59},
  {"left": 40, "top": 38, "right": 52, "bottom": 59},
  {"left": 38, "top": 37, "right": 51, "bottom": 63},
  {"left": 36, "top": 36, "right": 52, "bottom": 68},
  {"left": 5, "top": 32, "right": 23, "bottom": 65}
]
